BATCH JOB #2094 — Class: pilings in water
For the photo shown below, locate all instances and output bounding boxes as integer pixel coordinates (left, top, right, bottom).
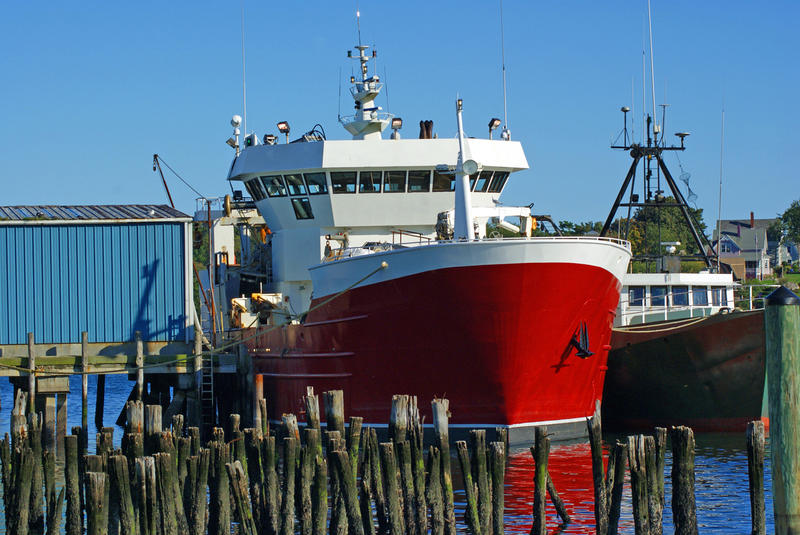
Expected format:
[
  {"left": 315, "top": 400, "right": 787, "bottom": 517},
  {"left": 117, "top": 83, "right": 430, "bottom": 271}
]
[{"left": 765, "top": 286, "right": 800, "bottom": 535}]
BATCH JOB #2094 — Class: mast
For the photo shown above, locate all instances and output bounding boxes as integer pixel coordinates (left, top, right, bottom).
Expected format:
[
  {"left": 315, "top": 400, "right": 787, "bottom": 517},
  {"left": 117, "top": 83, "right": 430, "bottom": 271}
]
[
  {"left": 340, "top": 38, "right": 392, "bottom": 140},
  {"left": 454, "top": 99, "right": 476, "bottom": 240}
]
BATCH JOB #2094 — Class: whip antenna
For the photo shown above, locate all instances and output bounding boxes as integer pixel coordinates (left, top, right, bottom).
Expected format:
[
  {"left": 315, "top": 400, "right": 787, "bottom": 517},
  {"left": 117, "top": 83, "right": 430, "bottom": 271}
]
[
  {"left": 716, "top": 105, "right": 725, "bottom": 272},
  {"left": 499, "top": 0, "right": 510, "bottom": 139},
  {"left": 241, "top": 0, "right": 247, "bottom": 136},
  {"left": 647, "top": 0, "right": 657, "bottom": 137}
]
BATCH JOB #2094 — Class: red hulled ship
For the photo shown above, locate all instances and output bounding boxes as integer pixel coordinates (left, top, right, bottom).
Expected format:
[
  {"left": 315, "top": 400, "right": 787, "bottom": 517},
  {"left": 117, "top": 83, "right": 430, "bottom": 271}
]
[{"left": 215, "top": 39, "right": 631, "bottom": 442}]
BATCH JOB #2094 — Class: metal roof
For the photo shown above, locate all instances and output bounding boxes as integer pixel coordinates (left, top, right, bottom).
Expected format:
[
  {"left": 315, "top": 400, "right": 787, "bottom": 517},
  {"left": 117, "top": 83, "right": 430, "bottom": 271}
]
[{"left": 0, "top": 205, "right": 191, "bottom": 224}]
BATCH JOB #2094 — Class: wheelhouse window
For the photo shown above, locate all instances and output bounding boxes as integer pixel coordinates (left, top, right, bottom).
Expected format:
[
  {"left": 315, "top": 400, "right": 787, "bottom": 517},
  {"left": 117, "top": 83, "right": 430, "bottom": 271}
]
[
  {"left": 261, "top": 175, "right": 287, "bottom": 197},
  {"left": 673, "top": 286, "right": 689, "bottom": 306},
  {"left": 244, "top": 178, "right": 265, "bottom": 201},
  {"left": 651, "top": 286, "right": 668, "bottom": 307},
  {"left": 304, "top": 172, "right": 328, "bottom": 195},
  {"left": 284, "top": 174, "right": 307, "bottom": 196},
  {"left": 629, "top": 286, "right": 645, "bottom": 307},
  {"left": 473, "top": 170, "right": 493, "bottom": 192},
  {"left": 359, "top": 171, "right": 382, "bottom": 193},
  {"left": 384, "top": 170, "right": 406, "bottom": 192},
  {"left": 487, "top": 171, "right": 509, "bottom": 193},
  {"left": 291, "top": 198, "right": 314, "bottom": 219},
  {"left": 330, "top": 172, "right": 357, "bottom": 194},
  {"left": 432, "top": 169, "right": 455, "bottom": 191},
  {"left": 692, "top": 286, "right": 709, "bottom": 306},
  {"left": 711, "top": 287, "right": 727, "bottom": 306},
  {"left": 408, "top": 170, "right": 431, "bottom": 192}
]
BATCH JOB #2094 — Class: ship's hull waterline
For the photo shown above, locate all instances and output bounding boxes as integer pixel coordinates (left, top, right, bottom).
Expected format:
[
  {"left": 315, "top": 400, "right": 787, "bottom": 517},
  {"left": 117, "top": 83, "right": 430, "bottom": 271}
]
[{"left": 243, "top": 238, "right": 630, "bottom": 442}]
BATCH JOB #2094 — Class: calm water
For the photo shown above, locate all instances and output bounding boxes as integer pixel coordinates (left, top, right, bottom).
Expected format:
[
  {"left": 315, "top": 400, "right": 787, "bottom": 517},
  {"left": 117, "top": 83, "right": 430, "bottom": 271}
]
[{"left": 0, "top": 377, "right": 774, "bottom": 534}]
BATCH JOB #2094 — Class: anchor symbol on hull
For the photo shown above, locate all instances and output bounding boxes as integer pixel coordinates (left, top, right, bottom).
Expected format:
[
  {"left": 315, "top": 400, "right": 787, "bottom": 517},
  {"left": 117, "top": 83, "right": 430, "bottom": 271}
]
[{"left": 570, "top": 321, "right": 594, "bottom": 358}]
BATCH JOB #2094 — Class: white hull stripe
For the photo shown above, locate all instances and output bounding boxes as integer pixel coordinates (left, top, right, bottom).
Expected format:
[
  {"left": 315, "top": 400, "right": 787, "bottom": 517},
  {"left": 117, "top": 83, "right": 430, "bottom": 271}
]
[{"left": 310, "top": 238, "right": 631, "bottom": 299}]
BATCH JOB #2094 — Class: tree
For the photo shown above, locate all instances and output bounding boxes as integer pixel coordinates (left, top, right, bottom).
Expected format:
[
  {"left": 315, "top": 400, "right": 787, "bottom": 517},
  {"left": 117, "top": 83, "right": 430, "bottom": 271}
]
[
  {"left": 781, "top": 199, "right": 800, "bottom": 246},
  {"left": 628, "top": 197, "right": 708, "bottom": 257}
]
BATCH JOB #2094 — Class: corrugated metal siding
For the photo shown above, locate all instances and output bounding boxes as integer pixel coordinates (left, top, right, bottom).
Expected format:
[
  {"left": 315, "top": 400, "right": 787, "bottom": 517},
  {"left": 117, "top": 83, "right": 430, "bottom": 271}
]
[{"left": 0, "top": 223, "right": 188, "bottom": 344}]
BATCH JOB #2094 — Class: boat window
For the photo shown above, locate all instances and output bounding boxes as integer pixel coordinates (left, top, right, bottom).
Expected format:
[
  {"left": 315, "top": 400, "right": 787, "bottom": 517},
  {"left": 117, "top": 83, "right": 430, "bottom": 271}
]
[
  {"left": 487, "top": 171, "right": 510, "bottom": 193},
  {"left": 330, "top": 172, "right": 357, "bottom": 194},
  {"left": 629, "top": 286, "right": 645, "bottom": 307},
  {"left": 432, "top": 169, "right": 455, "bottom": 192},
  {"left": 408, "top": 170, "right": 431, "bottom": 192},
  {"left": 284, "top": 174, "right": 307, "bottom": 196},
  {"left": 473, "top": 171, "right": 493, "bottom": 192},
  {"left": 291, "top": 197, "right": 314, "bottom": 219},
  {"left": 384, "top": 170, "right": 406, "bottom": 192},
  {"left": 261, "top": 175, "right": 287, "bottom": 197},
  {"left": 651, "top": 286, "right": 668, "bottom": 307},
  {"left": 673, "top": 286, "right": 689, "bottom": 306},
  {"left": 304, "top": 172, "right": 328, "bottom": 195},
  {"left": 244, "top": 178, "right": 265, "bottom": 201},
  {"left": 359, "top": 171, "right": 382, "bottom": 193},
  {"left": 711, "top": 286, "right": 728, "bottom": 306},
  {"left": 692, "top": 286, "right": 709, "bottom": 306}
]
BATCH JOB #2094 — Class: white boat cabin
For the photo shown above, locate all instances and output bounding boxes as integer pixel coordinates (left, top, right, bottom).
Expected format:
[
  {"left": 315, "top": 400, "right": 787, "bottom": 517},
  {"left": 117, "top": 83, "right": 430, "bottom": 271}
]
[{"left": 616, "top": 272, "right": 736, "bottom": 327}]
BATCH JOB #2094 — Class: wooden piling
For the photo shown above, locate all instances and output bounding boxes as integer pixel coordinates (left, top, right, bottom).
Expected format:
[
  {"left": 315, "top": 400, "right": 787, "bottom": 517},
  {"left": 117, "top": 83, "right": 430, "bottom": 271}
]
[
  {"left": 81, "top": 332, "right": 89, "bottom": 445},
  {"left": 357, "top": 430, "right": 376, "bottom": 535},
  {"left": 456, "top": 440, "right": 482, "bottom": 535},
  {"left": 427, "top": 445, "right": 445, "bottom": 535},
  {"left": 469, "top": 430, "right": 491, "bottom": 535},
  {"left": 298, "top": 442, "right": 315, "bottom": 535},
  {"left": 95, "top": 374, "right": 106, "bottom": 432},
  {"left": 628, "top": 435, "right": 650, "bottom": 535},
  {"left": 85, "top": 472, "right": 108, "bottom": 535},
  {"left": 312, "top": 454, "right": 328, "bottom": 535},
  {"left": 27, "top": 332, "right": 35, "bottom": 416},
  {"left": 56, "top": 393, "right": 67, "bottom": 460},
  {"left": 368, "top": 428, "right": 389, "bottom": 535},
  {"left": 379, "top": 442, "right": 406, "bottom": 535},
  {"left": 145, "top": 405, "right": 162, "bottom": 455},
  {"left": 110, "top": 455, "right": 138, "bottom": 535},
  {"left": 654, "top": 427, "right": 667, "bottom": 508},
  {"left": 432, "top": 398, "right": 456, "bottom": 535},
  {"left": 227, "top": 460, "right": 258, "bottom": 535},
  {"left": 645, "top": 435, "right": 663, "bottom": 535},
  {"left": 531, "top": 426, "right": 550, "bottom": 535},
  {"left": 390, "top": 394, "right": 409, "bottom": 443},
  {"left": 323, "top": 390, "right": 345, "bottom": 436},
  {"left": 64, "top": 435, "right": 82, "bottom": 535},
  {"left": 607, "top": 441, "right": 628, "bottom": 535},
  {"left": 765, "top": 286, "right": 800, "bottom": 535},
  {"left": 333, "top": 449, "right": 365, "bottom": 535},
  {"left": 488, "top": 442, "right": 505, "bottom": 535},
  {"left": 13, "top": 446, "right": 35, "bottom": 535},
  {"left": 262, "top": 435, "right": 281, "bottom": 535},
  {"left": 209, "top": 442, "right": 231, "bottom": 535},
  {"left": 587, "top": 401, "right": 608, "bottom": 535},
  {"left": 747, "top": 420, "right": 766, "bottom": 535},
  {"left": 397, "top": 441, "right": 419, "bottom": 535},
  {"left": 135, "top": 331, "right": 144, "bottom": 401},
  {"left": 280, "top": 437, "right": 297, "bottom": 535},
  {"left": 670, "top": 426, "right": 697, "bottom": 535},
  {"left": 29, "top": 412, "right": 45, "bottom": 535}
]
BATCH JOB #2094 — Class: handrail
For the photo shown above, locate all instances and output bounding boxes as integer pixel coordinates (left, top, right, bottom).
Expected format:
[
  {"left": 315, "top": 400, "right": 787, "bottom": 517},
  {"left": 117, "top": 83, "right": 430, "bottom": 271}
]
[{"left": 391, "top": 230, "right": 431, "bottom": 245}]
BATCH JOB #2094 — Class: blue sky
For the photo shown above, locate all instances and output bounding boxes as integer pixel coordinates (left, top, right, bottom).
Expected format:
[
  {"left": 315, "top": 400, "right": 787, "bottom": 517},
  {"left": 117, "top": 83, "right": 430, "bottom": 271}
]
[{"left": 1, "top": 2, "right": 796, "bottom": 225}]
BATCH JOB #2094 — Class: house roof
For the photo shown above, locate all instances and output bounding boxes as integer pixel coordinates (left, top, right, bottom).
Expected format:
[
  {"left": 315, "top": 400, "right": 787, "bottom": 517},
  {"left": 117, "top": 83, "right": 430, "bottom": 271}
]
[{"left": 0, "top": 205, "right": 191, "bottom": 224}]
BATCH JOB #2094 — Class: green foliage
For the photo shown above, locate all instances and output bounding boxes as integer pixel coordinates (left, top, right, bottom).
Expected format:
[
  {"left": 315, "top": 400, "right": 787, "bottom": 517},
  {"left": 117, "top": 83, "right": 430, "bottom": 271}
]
[
  {"left": 781, "top": 199, "right": 800, "bottom": 245},
  {"left": 624, "top": 196, "right": 707, "bottom": 257}
]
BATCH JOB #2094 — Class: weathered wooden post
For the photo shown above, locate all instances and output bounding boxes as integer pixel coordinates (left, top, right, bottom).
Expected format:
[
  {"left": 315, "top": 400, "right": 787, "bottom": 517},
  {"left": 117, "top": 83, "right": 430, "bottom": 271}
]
[
  {"left": 747, "top": 420, "right": 766, "bottom": 535},
  {"left": 765, "top": 286, "right": 800, "bottom": 535},
  {"left": 531, "top": 426, "right": 550, "bottom": 535},
  {"left": 81, "top": 331, "right": 89, "bottom": 452},
  {"left": 432, "top": 398, "right": 456, "bottom": 535},
  {"left": 670, "top": 426, "right": 697, "bottom": 535},
  {"left": 27, "top": 332, "right": 36, "bottom": 415},
  {"left": 587, "top": 400, "right": 608, "bottom": 535},
  {"left": 136, "top": 331, "right": 145, "bottom": 401}
]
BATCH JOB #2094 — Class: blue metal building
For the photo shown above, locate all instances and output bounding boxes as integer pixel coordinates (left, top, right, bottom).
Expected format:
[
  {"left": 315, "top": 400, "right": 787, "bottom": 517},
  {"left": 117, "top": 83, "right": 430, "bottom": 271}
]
[{"left": 0, "top": 205, "right": 194, "bottom": 345}]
